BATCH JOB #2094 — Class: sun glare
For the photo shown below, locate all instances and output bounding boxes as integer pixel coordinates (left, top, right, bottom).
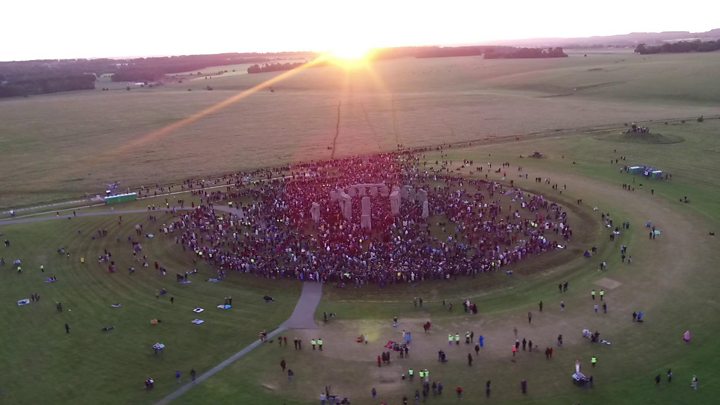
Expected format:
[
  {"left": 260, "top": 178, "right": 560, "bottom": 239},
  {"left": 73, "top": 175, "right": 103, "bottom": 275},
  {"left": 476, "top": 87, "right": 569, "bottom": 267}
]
[{"left": 324, "top": 44, "right": 373, "bottom": 67}]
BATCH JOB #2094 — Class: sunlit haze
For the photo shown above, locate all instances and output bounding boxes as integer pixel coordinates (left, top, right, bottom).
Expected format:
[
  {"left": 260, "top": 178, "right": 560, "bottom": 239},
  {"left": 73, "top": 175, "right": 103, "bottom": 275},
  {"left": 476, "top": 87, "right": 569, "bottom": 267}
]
[{"left": 2, "top": 0, "right": 718, "bottom": 61}]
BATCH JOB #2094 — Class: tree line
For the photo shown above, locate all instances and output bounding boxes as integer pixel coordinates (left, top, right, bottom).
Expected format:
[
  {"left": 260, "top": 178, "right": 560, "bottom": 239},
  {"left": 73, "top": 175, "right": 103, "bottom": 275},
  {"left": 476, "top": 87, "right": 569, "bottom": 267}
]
[
  {"left": 247, "top": 62, "right": 305, "bottom": 74},
  {"left": 484, "top": 47, "right": 568, "bottom": 59},
  {"left": 0, "top": 52, "right": 313, "bottom": 98},
  {"left": 634, "top": 40, "right": 720, "bottom": 54}
]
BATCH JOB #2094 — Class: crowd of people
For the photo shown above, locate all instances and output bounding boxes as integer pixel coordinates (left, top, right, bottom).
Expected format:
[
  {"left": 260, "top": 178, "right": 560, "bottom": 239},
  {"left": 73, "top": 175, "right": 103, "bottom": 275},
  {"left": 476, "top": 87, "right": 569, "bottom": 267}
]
[{"left": 157, "top": 152, "right": 572, "bottom": 286}]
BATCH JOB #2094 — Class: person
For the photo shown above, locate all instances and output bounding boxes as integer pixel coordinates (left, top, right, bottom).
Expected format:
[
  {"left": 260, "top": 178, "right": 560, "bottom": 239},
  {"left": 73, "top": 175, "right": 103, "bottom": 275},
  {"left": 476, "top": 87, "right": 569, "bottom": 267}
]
[
  {"left": 528, "top": 311, "right": 532, "bottom": 324},
  {"left": 539, "top": 300, "right": 543, "bottom": 312},
  {"left": 560, "top": 300, "right": 565, "bottom": 311},
  {"left": 65, "top": 323, "right": 70, "bottom": 334},
  {"left": 176, "top": 370, "right": 182, "bottom": 384},
  {"left": 603, "top": 302, "right": 607, "bottom": 313},
  {"left": 655, "top": 374, "right": 661, "bottom": 385},
  {"left": 591, "top": 356, "right": 597, "bottom": 367},
  {"left": 287, "top": 369, "right": 294, "bottom": 382},
  {"left": 486, "top": 380, "right": 491, "bottom": 397},
  {"left": 479, "top": 335, "right": 484, "bottom": 347},
  {"left": 280, "top": 359, "right": 286, "bottom": 372},
  {"left": 521, "top": 379, "right": 527, "bottom": 394},
  {"left": 468, "top": 353, "right": 473, "bottom": 366},
  {"left": 474, "top": 344, "right": 480, "bottom": 356},
  {"left": 371, "top": 387, "right": 377, "bottom": 399},
  {"left": 455, "top": 386, "right": 463, "bottom": 398},
  {"left": 600, "top": 289, "right": 605, "bottom": 301},
  {"left": 667, "top": 369, "right": 673, "bottom": 383},
  {"left": 691, "top": 375, "right": 698, "bottom": 390},
  {"left": 557, "top": 334, "right": 563, "bottom": 347},
  {"left": 311, "top": 338, "right": 316, "bottom": 350},
  {"left": 318, "top": 338, "right": 323, "bottom": 351},
  {"left": 591, "top": 289, "right": 596, "bottom": 300},
  {"left": 190, "top": 368, "right": 196, "bottom": 381}
]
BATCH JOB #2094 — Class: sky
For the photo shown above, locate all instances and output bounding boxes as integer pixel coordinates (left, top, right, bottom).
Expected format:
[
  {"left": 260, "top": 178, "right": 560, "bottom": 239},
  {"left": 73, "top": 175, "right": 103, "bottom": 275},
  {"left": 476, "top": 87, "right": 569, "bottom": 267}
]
[{"left": 1, "top": 0, "right": 718, "bottom": 61}]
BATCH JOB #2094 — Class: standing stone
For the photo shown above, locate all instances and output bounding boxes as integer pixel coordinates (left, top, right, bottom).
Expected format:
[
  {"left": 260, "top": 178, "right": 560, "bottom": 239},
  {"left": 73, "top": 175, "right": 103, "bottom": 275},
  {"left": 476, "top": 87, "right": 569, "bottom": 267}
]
[
  {"left": 329, "top": 190, "right": 339, "bottom": 202},
  {"left": 400, "top": 186, "right": 409, "bottom": 200},
  {"left": 310, "top": 202, "right": 321, "bottom": 223},
  {"left": 417, "top": 189, "right": 428, "bottom": 203},
  {"left": 379, "top": 185, "right": 390, "bottom": 197},
  {"left": 338, "top": 192, "right": 352, "bottom": 221},
  {"left": 390, "top": 187, "right": 401, "bottom": 216},
  {"left": 348, "top": 186, "right": 357, "bottom": 197},
  {"left": 357, "top": 185, "right": 366, "bottom": 197},
  {"left": 361, "top": 196, "right": 372, "bottom": 230},
  {"left": 369, "top": 186, "right": 379, "bottom": 197}
]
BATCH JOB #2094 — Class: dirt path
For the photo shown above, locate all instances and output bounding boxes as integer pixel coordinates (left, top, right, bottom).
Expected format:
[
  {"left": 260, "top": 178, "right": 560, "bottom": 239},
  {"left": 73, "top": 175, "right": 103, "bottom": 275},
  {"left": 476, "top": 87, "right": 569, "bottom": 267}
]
[
  {"left": 155, "top": 282, "right": 322, "bottom": 405},
  {"left": 0, "top": 205, "right": 242, "bottom": 227}
]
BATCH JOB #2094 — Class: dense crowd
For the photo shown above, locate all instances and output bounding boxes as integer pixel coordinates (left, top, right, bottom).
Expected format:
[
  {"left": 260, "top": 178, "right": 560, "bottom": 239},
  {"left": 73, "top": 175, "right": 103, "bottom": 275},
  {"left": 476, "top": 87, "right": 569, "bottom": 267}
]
[{"left": 162, "top": 153, "right": 572, "bottom": 286}]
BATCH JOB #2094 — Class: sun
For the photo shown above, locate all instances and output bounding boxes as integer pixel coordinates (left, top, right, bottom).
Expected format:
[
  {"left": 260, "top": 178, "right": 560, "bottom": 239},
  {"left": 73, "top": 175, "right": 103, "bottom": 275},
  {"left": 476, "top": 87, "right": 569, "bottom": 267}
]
[{"left": 323, "top": 44, "right": 374, "bottom": 67}]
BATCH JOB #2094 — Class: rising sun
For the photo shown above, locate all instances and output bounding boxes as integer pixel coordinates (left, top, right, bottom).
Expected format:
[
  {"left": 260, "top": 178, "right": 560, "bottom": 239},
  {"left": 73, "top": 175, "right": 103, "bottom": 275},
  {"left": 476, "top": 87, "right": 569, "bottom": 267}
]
[{"left": 323, "top": 44, "right": 374, "bottom": 66}]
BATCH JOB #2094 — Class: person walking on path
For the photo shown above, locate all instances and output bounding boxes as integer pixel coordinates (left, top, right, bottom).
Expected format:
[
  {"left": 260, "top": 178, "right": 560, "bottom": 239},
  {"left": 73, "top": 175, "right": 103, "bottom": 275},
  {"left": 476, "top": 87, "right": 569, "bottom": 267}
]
[
  {"left": 280, "top": 359, "right": 286, "bottom": 372},
  {"left": 560, "top": 301, "right": 565, "bottom": 311},
  {"left": 64, "top": 323, "right": 70, "bottom": 334},
  {"left": 475, "top": 344, "right": 480, "bottom": 356},
  {"left": 287, "top": 369, "right": 294, "bottom": 382},
  {"left": 655, "top": 375, "right": 661, "bottom": 385},
  {"left": 190, "top": 369, "right": 196, "bottom": 382},
  {"left": 591, "top": 289, "right": 596, "bottom": 300},
  {"left": 539, "top": 301, "right": 543, "bottom": 312},
  {"left": 468, "top": 353, "right": 473, "bottom": 366},
  {"left": 600, "top": 290, "right": 605, "bottom": 301},
  {"left": 528, "top": 311, "right": 532, "bottom": 324},
  {"left": 485, "top": 380, "right": 491, "bottom": 398},
  {"left": 175, "top": 370, "right": 182, "bottom": 384},
  {"left": 667, "top": 369, "right": 673, "bottom": 383},
  {"left": 521, "top": 379, "right": 528, "bottom": 394}
]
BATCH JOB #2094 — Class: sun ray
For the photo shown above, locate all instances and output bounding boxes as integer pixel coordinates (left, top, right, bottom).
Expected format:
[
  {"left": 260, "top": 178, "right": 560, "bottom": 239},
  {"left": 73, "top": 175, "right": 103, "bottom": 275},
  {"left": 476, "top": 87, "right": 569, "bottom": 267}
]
[{"left": 112, "top": 58, "right": 326, "bottom": 155}]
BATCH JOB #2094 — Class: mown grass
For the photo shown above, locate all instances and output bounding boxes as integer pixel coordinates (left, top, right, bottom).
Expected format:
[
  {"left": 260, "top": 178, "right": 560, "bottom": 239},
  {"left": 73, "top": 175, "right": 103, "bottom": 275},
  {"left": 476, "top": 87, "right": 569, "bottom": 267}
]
[
  {"left": 1, "top": 52, "right": 719, "bottom": 209},
  {"left": 0, "top": 214, "right": 300, "bottom": 404}
]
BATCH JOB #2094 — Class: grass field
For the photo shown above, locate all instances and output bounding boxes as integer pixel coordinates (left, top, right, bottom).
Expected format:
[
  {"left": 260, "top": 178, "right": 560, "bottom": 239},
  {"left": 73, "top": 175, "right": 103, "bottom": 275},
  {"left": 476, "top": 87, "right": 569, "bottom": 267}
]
[
  {"left": 1, "top": 51, "right": 719, "bottom": 209},
  {"left": 0, "top": 214, "right": 300, "bottom": 404},
  {"left": 2, "top": 51, "right": 720, "bottom": 404}
]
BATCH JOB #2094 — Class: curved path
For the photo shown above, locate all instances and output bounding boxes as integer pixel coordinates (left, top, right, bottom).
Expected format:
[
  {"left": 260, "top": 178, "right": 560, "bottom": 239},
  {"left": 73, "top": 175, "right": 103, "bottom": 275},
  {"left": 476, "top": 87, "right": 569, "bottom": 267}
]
[
  {"left": 0, "top": 205, "right": 242, "bottom": 227},
  {"left": 0, "top": 206, "right": 322, "bottom": 404},
  {"left": 155, "top": 282, "right": 322, "bottom": 405}
]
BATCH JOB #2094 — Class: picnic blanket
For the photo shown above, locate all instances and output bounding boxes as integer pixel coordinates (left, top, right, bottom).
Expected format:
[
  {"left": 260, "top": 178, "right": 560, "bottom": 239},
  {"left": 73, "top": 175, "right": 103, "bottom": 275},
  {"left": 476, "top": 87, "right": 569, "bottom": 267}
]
[
  {"left": 17, "top": 298, "right": 30, "bottom": 306},
  {"left": 384, "top": 340, "right": 396, "bottom": 349},
  {"left": 193, "top": 307, "right": 204, "bottom": 313},
  {"left": 191, "top": 319, "right": 205, "bottom": 325},
  {"left": 217, "top": 304, "right": 232, "bottom": 310}
]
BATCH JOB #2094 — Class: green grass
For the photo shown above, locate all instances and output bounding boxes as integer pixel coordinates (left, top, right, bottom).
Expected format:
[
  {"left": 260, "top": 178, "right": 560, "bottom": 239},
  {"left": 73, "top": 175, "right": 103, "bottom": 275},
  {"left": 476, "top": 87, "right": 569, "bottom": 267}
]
[
  {"left": 2, "top": 52, "right": 720, "bottom": 404},
  {"left": 0, "top": 214, "right": 300, "bottom": 404},
  {"left": 2, "top": 52, "right": 720, "bottom": 209}
]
